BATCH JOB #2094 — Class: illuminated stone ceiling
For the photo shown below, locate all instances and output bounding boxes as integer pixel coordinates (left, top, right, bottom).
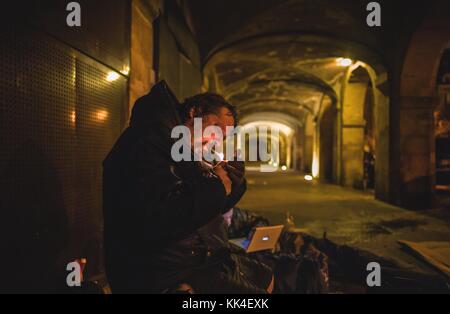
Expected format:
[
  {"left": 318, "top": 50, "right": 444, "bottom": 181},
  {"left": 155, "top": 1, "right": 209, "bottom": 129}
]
[{"left": 184, "top": 0, "right": 388, "bottom": 124}]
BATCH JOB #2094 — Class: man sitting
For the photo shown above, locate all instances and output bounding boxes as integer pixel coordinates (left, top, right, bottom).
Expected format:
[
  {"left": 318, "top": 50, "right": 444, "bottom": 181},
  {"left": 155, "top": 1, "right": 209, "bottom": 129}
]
[{"left": 103, "top": 81, "right": 273, "bottom": 293}]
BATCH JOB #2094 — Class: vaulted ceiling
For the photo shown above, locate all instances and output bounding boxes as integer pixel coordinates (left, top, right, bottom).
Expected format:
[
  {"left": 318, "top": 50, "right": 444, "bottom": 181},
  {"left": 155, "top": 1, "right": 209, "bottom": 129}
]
[{"left": 181, "top": 0, "right": 426, "bottom": 124}]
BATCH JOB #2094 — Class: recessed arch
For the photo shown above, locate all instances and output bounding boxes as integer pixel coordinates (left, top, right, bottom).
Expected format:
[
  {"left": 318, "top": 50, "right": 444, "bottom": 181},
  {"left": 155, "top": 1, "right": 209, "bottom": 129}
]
[{"left": 394, "top": 0, "right": 450, "bottom": 208}]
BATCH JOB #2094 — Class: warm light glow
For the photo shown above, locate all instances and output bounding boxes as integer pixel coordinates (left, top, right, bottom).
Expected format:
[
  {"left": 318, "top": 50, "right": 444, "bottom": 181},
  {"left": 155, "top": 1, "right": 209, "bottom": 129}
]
[
  {"left": 95, "top": 110, "right": 108, "bottom": 121},
  {"left": 304, "top": 175, "right": 313, "bottom": 181},
  {"left": 241, "top": 121, "right": 293, "bottom": 137},
  {"left": 281, "top": 165, "right": 287, "bottom": 171},
  {"left": 312, "top": 154, "right": 319, "bottom": 178},
  {"left": 120, "top": 66, "right": 130, "bottom": 75},
  {"left": 273, "top": 162, "right": 278, "bottom": 167},
  {"left": 337, "top": 58, "right": 352, "bottom": 67},
  {"left": 70, "top": 110, "right": 76, "bottom": 124},
  {"left": 106, "top": 71, "right": 120, "bottom": 82}
]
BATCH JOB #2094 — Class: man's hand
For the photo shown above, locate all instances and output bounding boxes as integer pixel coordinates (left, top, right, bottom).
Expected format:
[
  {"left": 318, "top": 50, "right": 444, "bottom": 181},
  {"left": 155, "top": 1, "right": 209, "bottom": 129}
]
[
  {"left": 225, "top": 160, "right": 245, "bottom": 187},
  {"left": 213, "top": 163, "right": 232, "bottom": 196}
]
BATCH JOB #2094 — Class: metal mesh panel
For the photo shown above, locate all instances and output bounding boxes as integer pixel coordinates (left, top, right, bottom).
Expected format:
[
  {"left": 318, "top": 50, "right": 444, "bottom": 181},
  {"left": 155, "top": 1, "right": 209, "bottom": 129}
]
[{"left": 0, "top": 26, "right": 127, "bottom": 290}]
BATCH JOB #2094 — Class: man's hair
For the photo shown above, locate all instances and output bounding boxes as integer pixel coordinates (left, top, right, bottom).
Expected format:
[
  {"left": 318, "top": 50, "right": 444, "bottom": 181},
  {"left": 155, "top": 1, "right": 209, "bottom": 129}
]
[{"left": 179, "top": 93, "right": 238, "bottom": 126}]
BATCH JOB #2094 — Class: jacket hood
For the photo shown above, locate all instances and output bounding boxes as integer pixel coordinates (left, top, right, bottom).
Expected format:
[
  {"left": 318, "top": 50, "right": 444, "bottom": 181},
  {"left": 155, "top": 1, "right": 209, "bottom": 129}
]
[{"left": 129, "top": 80, "right": 182, "bottom": 140}]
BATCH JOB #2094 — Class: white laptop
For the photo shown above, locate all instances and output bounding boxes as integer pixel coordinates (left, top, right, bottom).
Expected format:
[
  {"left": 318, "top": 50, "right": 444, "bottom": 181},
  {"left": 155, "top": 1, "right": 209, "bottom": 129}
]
[{"left": 229, "top": 225, "right": 284, "bottom": 253}]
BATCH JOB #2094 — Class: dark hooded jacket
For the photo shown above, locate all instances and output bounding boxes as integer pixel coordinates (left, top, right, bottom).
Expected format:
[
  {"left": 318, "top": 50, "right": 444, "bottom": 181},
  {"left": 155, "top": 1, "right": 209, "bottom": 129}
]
[{"left": 103, "top": 81, "right": 271, "bottom": 293}]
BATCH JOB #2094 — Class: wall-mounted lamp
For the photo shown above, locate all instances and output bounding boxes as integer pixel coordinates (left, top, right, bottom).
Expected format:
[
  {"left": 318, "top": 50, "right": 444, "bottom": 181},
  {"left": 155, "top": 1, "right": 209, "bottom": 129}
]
[{"left": 337, "top": 58, "right": 352, "bottom": 67}]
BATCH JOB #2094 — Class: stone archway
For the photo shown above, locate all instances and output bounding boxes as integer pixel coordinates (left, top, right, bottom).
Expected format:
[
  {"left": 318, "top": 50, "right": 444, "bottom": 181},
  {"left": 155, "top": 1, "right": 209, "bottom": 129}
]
[
  {"left": 395, "top": 0, "right": 450, "bottom": 209},
  {"left": 337, "top": 62, "right": 388, "bottom": 195}
]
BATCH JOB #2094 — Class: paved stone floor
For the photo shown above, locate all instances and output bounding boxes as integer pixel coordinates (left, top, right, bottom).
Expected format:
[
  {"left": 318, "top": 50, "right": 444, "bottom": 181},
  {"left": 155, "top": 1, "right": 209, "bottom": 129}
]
[{"left": 238, "top": 171, "right": 450, "bottom": 276}]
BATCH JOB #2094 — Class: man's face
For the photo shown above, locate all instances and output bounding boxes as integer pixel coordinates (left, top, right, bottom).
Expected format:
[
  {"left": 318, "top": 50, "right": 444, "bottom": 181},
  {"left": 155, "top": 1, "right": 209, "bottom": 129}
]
[
  {"left": 186, "top": 106, "right": 235, "bottom": 147},
  {"left": 201, "top": 107, "right": 235, "bottom": 145}
]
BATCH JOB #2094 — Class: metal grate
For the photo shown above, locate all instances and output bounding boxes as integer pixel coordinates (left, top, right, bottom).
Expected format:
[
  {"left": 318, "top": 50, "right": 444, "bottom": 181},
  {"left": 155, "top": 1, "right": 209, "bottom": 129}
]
[{"left": 0, "top": 26, "right": 127, "bottom": 290}]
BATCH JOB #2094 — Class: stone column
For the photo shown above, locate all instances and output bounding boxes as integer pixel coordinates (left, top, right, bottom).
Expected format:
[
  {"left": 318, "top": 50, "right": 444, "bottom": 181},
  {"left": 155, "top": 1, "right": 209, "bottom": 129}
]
[
  {"left": 341, "top": 82, "right": 366, "bottom": 188},
  {"left": 398, "top": 95, "right": 436, "bottom": 208},
  {"left": 129, "top": 0, "right": 161, "bottom": 113},
  {"left": 303, "top": 114, "right": 314, "bottom": 173},
  {"left": 373, "top": 85, "right": 390, "bottom": 201},
  {"left": 294, "top": 125, "right": 303, "bottom": 171},
  {"left": 285, "top": 135, "right": 293, "bottom": 169}
]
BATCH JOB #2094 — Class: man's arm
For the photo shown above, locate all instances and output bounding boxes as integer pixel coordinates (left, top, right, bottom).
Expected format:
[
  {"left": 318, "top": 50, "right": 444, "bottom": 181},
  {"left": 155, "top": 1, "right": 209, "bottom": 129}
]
[{"left": 134, "top": 138, "right": 228, "bottom": 242}]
